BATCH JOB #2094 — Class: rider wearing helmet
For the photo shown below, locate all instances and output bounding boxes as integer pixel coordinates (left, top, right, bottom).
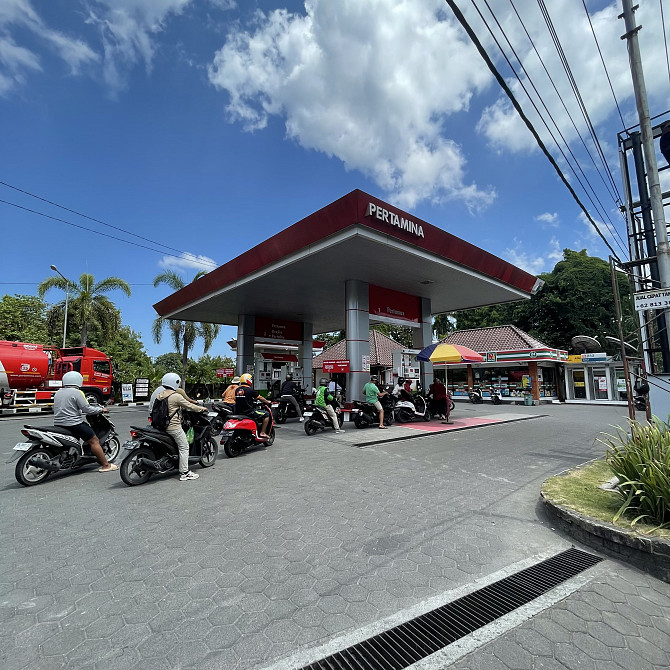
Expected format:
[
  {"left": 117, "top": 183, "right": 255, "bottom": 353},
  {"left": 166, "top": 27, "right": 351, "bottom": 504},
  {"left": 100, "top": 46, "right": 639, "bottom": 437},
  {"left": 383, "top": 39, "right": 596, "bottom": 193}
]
[
  {"left": 362, "top": 374, "right": 388, "bottom": 429},
  {"left": 315, "top": 377, "right": 344, "bottom": 433},
  {"left": 154, "top": 373, "right": 209, "bottom": 482},
  {"left": 53, "top": 370, "right": 117, "bottom": 472},
  {"left": 279, "top": 372, "right": 304, "bottom": 422},
  {"left": 234, "top": 374, "right": 273, "bottom": 439}
]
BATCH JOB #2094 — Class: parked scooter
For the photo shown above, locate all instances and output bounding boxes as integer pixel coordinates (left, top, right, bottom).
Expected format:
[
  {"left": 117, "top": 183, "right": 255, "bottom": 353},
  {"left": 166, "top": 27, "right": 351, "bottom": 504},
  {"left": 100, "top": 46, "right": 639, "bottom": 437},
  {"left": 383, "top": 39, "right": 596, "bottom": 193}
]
[
  {"left": 352, "top": 394, "right": 395, "bottom": 428},
  {"left": 633, "top": 380, "right": 649, "bottom": 411},
  {"left": 209, "top": 402, "right": 234, "bottom": 436},
  {"left": 272, "top": 388, "right": 307, "bottom": 424},
  {"left": 119, "top": 410, "right": 217, "bottom": 486},
  {"left": 468, "top": 387, "right": 484, "bottom": 404},
  {"left": 11, "top": 411, "right": 121, "bottom": 487},
  {"left": 219, "top": 402, "right": 276, "bottom": 457},
  {"left": 393, "top": 392, "right": 431, "bottom": 423},
  {"left": 304, "top": 400, "right": 344, "bottom": 435}
]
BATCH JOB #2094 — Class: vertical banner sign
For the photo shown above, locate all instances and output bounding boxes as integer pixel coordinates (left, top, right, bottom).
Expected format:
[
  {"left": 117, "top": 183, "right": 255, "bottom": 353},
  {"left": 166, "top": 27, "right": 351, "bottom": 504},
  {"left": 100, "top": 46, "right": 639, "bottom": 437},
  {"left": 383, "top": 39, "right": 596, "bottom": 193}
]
[
  {"left": 362, "top": 355, "right": 370, "bottom": 372},
  {"left": 121, "top": 383, "right": 134, "bottom": 402},
  {"left": 134, "top": 378, "right": 150, "bottom": 399}
]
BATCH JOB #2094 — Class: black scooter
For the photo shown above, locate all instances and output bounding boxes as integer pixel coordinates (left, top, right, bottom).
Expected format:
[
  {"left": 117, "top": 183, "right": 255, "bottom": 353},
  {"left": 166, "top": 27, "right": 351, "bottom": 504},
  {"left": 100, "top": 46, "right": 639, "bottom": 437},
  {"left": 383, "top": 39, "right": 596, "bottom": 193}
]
[
  {"left": 11, "top": 411, "right": 120, "bottom": 487},
  {"left": 119, "top": 410, "right": 218, "bottom": 486},
  {"left": 352, "top": 394, "right": 394, "bottom": 428},
  {"left": 272, "top": 388, "right": 307, "bottom": 424},
  {"left": 304, "top": 400, "right": 344, "bottom": 434},
  {"left": 209, "top": 402, "right": 234, "bottom": 436}
]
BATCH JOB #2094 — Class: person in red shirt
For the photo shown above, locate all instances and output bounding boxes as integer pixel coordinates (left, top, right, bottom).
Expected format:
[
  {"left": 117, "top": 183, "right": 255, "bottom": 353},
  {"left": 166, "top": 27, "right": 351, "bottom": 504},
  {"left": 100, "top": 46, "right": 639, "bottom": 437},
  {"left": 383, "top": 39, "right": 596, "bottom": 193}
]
[{"left": 428, "top": 377, "right": 448, "bottom": 419}]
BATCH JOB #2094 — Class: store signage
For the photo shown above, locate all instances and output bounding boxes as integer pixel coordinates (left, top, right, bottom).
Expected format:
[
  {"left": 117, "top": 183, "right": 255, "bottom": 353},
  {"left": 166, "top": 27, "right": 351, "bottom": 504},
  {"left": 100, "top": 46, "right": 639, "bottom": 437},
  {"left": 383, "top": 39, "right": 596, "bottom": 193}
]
[
  {"left": 581, "top": 352, "right": 608, "bottom": 362},
  {"left": 323, "top": 360, "right": 350, "bottom": 373},
  {"left": 567, "top": 355, "right": 582, "bottom": 363},
  {"left": 485, "top": 352, "right": 497, "bottom": 362},
  {"left": 261, "top": 353, "right": 298, "bottom": 362},
  {"left": 369, "top": 284, "right": 421, "bottom": 325},
  {"left": 255, "top": 316, "right": 303, "bottom": 341},
  {"left": 216, "top": 368, "right": 235, "bottom": 378},
  {"left": 134, "top": 378, "right": 150, "bottom": 399},
  {"left": 362, "top": 355, "right": 370, "bottom": 372},
  {"left": 121, "top": 383, "right": 133, "bottom": 402},
  {"left": 634, "top": 288, "right": 670, "bottom": 312},
  {"left": 365, "top": 202, "right": 425, "bottom": 238}
]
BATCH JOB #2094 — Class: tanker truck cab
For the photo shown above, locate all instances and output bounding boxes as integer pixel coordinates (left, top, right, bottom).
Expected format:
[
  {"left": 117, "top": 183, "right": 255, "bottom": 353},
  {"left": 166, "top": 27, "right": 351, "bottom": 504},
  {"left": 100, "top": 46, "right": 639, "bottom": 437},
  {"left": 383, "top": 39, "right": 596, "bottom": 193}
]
[{"left": 56, "top": 347, "right": 113, "bottom": 405}]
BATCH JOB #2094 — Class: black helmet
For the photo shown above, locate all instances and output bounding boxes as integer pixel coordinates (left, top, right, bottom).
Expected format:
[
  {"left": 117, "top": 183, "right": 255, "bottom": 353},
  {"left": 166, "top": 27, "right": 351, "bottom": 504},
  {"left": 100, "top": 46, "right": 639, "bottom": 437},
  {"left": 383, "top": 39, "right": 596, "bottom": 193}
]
[
  {"left": 319, "top": 378, "right": 329, "bottom": 386},
  {"left": 370, "top": 375, "right": 378, "bottom": 382},
  {"left": 286, "top": 373, "right": 293, "bottom": 381}
]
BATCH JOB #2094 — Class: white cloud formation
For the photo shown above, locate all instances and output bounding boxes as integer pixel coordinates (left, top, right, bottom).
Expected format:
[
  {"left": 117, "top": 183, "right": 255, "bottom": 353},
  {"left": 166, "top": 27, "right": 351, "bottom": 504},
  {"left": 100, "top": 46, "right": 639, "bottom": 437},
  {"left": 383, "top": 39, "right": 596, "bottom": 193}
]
[
  {"left": 0, "top": 0, "right": 98, "bottom": 95},
  {"left": 504, "top": 236, "right": 562, "bottom": 275},
  {"left": 534, "top": 212, "right": 559, "bottom": 227},
  {"left": 159, "top": 252, "right": 218, "bottom": 274},
  {"left": 208, "top": 0, "right": 496, "bottom": 210}
]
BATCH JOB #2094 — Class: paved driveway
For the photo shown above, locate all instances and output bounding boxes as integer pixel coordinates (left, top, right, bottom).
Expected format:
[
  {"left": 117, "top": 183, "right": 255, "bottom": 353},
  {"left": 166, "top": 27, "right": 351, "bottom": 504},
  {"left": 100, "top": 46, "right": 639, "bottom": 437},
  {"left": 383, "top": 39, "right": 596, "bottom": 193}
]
[{"left": 1, "top": 403, "right": 669, "bottom": 670}]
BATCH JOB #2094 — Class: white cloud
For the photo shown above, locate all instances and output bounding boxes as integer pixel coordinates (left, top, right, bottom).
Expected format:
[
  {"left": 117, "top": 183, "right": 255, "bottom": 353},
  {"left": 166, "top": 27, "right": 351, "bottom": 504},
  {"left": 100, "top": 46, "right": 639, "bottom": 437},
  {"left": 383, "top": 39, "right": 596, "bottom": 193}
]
[
  {"left": 504, "top": 236, "right": 562, "bottom": 275},
  {"left": 0, "top": 0, "right": 98, "bottom": 95},
  {"left": 159, "top": 252, "right": 218, "bottom": 274},
  {"left": 534, "top": 212, "right": 559, "bottom": 227},
  {"left": 208, "top": 0, "right": 496, "bottom": 210}
]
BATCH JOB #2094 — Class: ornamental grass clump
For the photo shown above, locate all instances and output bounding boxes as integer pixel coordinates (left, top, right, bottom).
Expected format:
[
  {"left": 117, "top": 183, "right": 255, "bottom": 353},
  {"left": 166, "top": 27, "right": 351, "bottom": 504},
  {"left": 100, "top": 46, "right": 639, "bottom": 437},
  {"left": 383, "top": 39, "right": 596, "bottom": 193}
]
[{"left": 600, "top": 417, "right": 670, "bottom": 528}]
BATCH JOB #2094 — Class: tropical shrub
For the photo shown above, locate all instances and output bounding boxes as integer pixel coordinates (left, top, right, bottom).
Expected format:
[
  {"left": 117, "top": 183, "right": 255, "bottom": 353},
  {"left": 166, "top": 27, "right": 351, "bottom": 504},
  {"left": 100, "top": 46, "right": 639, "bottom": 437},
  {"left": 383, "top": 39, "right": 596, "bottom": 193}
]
[{"left": 600, "top": 418, "right": 670, "bottom": 528}]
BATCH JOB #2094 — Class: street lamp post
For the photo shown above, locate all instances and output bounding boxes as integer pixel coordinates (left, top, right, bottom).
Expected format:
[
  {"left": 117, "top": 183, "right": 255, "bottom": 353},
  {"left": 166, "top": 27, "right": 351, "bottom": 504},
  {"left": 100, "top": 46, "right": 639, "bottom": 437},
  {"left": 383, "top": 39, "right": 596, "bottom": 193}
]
[{"left": 50, "top": 265, "right": 69, "bottom": 349}]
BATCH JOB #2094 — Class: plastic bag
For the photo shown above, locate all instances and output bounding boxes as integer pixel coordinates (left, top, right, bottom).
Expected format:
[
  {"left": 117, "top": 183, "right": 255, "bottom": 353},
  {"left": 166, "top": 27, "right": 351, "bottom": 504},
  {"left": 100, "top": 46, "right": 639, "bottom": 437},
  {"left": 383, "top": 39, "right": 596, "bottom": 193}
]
[{"left": 186, "top": 427, "right": 194, "bottom": 444}]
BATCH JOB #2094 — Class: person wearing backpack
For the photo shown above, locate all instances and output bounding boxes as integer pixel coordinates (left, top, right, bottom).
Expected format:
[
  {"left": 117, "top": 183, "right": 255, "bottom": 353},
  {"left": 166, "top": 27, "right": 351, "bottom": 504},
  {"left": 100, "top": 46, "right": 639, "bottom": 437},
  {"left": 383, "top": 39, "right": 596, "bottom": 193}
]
[{"left": 152, "top": 373, "right": 208, "bottom": 482}]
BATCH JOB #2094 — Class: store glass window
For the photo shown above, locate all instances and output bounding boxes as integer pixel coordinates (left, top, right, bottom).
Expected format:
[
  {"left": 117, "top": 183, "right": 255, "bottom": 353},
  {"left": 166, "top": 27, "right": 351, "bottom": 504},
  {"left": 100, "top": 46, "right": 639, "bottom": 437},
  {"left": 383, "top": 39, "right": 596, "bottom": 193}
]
[
  {"left": 570, "top": 368, "right": 587, "bottom": 399},
  {"left": 613, "top": 369, "right": 628, "bottom": 401},
  {"left": 591, "top": 368, "right": 609, "bottom": 400},
  {"left": 447, "top": 367, "right": 468, "bottom": 397},
  {"left": 538, "top": 366, "right": 557, "bottom": 397}
]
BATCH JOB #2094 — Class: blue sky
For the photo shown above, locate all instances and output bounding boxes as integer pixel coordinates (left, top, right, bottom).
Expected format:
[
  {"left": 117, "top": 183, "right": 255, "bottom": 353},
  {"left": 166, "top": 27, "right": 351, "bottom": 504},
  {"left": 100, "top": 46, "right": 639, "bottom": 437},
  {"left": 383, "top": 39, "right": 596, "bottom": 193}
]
[{"left": 2, "top": 0, "right": 669, "bottom": 359}]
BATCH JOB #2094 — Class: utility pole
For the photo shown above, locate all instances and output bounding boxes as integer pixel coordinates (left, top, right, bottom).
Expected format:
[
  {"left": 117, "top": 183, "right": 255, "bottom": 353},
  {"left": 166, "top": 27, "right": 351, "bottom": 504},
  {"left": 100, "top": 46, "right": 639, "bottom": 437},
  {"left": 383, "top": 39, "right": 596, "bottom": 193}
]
[{"left": 620, "top": 0, "right": 670, "bottom": 371}]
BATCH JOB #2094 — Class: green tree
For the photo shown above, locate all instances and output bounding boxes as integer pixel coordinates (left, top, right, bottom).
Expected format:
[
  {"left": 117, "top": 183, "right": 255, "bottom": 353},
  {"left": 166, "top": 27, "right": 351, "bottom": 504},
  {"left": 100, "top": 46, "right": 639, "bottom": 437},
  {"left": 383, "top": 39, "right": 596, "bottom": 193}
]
[
  {"left": 315, "top": 331, "right": 345, "bottom": 349},
  {"left": 450, "top": 249, "right": 635, "bottom": 350},
  {"left": 432, "top": 313, "right": 456, "bottom": 341},
  {"left": 0, "top": 294, "right": 48, "bottom": 343},
  {"left": 154, "top": 352, "right": 184, "bottom": 377},
  {"left": 152, "top": 270, "right": 221, "bottom": 385},
  {"left": 105, "top": 326, "right": 155, "bottom": 384},
  {"left": 370, "top": 323, "right": 414, "bottom": 348},
  {"left": 38, "top": 272, "right": 131, "bottom": 347}
]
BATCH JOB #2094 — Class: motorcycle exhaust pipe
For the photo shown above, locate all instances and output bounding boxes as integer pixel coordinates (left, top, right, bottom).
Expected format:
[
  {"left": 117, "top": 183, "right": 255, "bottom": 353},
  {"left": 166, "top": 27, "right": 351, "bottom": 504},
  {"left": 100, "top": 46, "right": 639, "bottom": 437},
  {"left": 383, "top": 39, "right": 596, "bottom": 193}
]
[
  {"left": 27, "top": 456, "right": 60, "bottom": 472},
  {"left": 136, "top": 457, "right": 163, "bottom": 473}
]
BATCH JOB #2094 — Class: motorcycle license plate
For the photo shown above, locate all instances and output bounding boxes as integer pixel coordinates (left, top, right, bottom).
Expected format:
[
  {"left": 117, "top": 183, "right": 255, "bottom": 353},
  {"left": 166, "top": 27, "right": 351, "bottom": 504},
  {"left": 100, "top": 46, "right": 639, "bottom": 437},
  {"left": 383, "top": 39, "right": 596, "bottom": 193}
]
[
  {"left": 13, "top": 442, "right": 33, "bottom": 451},
  {"left": 207, "top": 412, "right": 218, "bottom": 418},
  {"left": 122, "top": 440, "right": 139, "bottom": 450},
  {"left": 303, "top": 411, "right": 312, "bottom": 417}
]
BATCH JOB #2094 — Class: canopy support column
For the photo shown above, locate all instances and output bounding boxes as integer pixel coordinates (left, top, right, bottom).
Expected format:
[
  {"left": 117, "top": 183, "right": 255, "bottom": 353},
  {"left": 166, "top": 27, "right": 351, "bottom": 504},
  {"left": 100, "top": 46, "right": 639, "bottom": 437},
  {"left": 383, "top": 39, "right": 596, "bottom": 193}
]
[
  {"left": 413, "top": 297, "right": 433, "bottom": 392},
  {"left": 345, "top": 280, "right": 370, "bottom": 404},
  {"left": 237, "top": 314, "right": 255, "bottom": 377},
  {"left": 298, "top": 322, "right": 313, "bottom": 393}
]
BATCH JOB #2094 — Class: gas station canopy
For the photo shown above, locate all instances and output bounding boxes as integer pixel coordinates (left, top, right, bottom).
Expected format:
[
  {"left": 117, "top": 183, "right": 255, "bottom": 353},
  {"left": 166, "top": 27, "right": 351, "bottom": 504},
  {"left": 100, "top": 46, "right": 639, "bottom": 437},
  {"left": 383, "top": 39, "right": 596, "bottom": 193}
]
[{"left": 154, "top": 189, "right": 541, "bottom": 332}]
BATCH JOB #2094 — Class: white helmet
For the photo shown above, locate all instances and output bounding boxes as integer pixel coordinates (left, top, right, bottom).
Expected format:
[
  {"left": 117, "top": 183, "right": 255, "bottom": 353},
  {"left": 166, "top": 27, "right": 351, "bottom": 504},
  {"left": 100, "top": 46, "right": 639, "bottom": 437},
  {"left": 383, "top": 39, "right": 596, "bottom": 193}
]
[
  {"left": 161, "top": 372, "right": 181, "bottom": 389},
  {"left": 62, "top": 371, "right": 84, "bottom": 387}
]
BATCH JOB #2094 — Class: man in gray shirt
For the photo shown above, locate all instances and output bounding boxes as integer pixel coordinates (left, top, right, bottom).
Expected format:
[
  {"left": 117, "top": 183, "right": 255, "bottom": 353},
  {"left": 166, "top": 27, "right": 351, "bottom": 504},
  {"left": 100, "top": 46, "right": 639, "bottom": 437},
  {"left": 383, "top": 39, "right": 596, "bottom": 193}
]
[{"left": 54, "top": 371, "right": 117, "bottom": 472}]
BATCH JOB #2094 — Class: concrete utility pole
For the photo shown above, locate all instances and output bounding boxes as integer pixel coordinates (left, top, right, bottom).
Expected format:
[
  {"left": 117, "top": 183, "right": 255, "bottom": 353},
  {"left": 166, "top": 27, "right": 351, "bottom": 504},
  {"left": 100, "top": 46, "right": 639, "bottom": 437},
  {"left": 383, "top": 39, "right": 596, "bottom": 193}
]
[{"left": 620, "top": 0, "right": 670, "bottom": 296}]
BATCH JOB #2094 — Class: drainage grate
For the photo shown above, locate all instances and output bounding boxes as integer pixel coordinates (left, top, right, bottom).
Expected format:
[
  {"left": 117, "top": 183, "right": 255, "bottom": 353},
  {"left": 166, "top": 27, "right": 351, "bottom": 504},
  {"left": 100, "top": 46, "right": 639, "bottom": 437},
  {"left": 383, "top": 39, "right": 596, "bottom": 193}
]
[{"left": 299, "top": 547, "right": 602, "bottom": 670}]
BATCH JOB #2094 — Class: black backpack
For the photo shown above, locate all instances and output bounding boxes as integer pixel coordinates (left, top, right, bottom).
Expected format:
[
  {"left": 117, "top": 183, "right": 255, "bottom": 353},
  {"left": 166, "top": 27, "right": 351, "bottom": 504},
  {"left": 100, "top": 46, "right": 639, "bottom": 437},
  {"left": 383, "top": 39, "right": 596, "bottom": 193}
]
[{"left": 150, "top": 391, "right": 177, "bottom": 430}]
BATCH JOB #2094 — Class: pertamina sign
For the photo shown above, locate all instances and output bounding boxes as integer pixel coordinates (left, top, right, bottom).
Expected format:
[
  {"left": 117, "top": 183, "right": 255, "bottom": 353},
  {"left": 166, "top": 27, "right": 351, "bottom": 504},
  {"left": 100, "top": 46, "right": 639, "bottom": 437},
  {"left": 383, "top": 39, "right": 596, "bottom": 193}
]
[
  {"left": 323, "top": 360, "right": 350, "bottom": 373},
  {"left": 365, "top": 202, "right": 425, "bottom": 238}
]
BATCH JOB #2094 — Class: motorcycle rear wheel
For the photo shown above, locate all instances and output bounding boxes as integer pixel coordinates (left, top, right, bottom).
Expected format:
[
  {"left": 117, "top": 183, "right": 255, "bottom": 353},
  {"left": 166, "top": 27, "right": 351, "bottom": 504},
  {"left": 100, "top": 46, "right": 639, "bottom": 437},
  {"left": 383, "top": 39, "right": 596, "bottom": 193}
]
[
  {"left": 120, "top": 447, "right": 155, "bottom": 486},
  {"left": 199, "top": 438, "right": 218, "bottom": 467},
  {"left": 104, "top": 436, "right": 121, "bottom": 462},
  {"left": 224, "top": 436, "right": 243, "bottom": 458},
  {"left": 354, "top": 414, "right": 365, "bottom": 429},
  {"left": 384, "top": 414, "right": 394, "bottom": 426},
  {"left": 395, "top": 410, "right": 412, "bottom": 423},
  {"left": 274, "top": 408, "right": 286, "bottom": 424},
  {"left": 304, "top": 419, "right": 320, "bottom": 436},
  {"left": 210, "top": 418, "right": 224, "bottom": 437},
  {"left": 15, "top": 447, "right": 54, "bottom": 487}
]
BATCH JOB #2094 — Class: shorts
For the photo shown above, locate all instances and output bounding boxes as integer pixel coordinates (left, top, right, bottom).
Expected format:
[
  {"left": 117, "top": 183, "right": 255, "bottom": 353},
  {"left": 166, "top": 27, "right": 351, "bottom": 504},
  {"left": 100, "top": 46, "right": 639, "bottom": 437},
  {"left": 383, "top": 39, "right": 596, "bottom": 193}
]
[
  {"left": 373, "top": 401, "right": 383, "bottom": 412},
  {"left": 59, "top": 422, "right": 95, "bottom": 441}
]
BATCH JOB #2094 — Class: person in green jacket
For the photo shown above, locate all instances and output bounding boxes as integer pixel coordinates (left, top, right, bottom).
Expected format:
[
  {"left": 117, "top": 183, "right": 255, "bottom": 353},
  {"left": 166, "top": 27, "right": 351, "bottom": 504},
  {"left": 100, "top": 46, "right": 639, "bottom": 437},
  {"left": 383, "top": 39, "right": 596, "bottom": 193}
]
[{"left": 315, "top": 378, "right": 344, "bottom": 433}]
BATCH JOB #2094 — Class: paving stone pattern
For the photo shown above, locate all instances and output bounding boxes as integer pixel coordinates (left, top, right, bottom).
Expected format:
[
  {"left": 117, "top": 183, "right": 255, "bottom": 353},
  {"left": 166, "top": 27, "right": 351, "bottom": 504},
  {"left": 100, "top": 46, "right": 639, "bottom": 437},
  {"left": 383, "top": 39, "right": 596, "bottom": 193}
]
[{"left": 1, "top": 404, "right": 669, "bottom": 669}]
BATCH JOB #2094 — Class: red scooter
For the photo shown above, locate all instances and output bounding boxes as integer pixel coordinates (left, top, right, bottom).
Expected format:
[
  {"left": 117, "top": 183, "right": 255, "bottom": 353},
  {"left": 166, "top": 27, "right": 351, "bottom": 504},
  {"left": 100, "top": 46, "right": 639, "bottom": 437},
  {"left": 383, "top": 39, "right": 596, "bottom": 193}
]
[{"left": 219, "top": 403, "right": 276, "bottom": 458}]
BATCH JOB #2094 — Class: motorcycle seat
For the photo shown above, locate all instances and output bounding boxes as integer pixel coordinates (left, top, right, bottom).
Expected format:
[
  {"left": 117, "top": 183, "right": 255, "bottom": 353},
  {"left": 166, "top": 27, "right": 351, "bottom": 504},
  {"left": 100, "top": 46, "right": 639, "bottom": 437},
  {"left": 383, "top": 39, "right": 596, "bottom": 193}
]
[
  {"left": 228, "top": 414, "right": 255, "bottom": 420},
  {"left": 24, "top": 425, "right": 75, "bottom": 436}
]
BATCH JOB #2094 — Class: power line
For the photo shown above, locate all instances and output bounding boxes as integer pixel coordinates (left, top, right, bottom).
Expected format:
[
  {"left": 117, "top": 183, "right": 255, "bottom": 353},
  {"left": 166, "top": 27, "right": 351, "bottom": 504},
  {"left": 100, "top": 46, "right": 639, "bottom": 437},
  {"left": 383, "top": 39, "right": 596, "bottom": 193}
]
[
  {"left": 476, "top": 0, "right": 627, "bottom": 257},
  {"left": 0, "top": 198, "right": 218, "bottom": 269},
  {"left": 444, "top": 0, "right": 621, "bottom": 260},
  {"left": 0, "top": 181, "right": 218, "bottom": 269},
  {"left": 0, "top": 199, "right": 216, "bottom": 266}
]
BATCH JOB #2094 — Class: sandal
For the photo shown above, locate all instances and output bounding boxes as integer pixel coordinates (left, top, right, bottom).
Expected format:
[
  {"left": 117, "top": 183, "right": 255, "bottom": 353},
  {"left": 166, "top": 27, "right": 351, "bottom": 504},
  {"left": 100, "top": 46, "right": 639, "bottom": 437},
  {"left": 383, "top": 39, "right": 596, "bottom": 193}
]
[
  {"left": 378, "top": 425, "right": 387, "bottom": 429},
  {"left": 98, "top": 464, "right": 119, "bottom": 472}
]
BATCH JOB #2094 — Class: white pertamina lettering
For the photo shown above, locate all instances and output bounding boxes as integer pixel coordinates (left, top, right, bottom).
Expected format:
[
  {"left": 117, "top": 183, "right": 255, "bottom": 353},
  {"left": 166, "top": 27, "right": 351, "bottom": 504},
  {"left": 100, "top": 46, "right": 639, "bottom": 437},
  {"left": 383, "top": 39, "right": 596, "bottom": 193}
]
[{"left": 365, "top": 203, "right": 424, "bottom": 238}]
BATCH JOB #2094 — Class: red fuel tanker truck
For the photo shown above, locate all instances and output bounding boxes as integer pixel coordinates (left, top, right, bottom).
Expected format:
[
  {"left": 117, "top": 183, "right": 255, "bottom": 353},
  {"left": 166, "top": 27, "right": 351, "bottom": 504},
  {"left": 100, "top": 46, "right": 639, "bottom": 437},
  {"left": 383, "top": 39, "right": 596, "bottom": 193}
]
[{"left": 0, "top": 340, "right": 113, "bottom": 412}]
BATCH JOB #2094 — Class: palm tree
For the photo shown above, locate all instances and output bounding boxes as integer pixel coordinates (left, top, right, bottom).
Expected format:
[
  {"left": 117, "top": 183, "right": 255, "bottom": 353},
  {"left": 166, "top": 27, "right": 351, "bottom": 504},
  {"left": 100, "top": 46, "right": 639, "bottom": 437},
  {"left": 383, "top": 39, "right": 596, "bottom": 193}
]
[
  {"left": 39, "top": 273, "right": 131, "bottom": 347},
  {"left": 152, "top": 270, "right": 220, "bottom": 384}
]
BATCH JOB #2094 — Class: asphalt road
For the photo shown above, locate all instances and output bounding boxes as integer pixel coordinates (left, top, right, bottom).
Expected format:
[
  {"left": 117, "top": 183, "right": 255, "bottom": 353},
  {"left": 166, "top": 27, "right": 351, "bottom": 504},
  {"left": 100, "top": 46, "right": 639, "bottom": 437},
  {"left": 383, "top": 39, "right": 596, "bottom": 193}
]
[{"left": 1, "top": 402, "right": 669, "bottom": 670}]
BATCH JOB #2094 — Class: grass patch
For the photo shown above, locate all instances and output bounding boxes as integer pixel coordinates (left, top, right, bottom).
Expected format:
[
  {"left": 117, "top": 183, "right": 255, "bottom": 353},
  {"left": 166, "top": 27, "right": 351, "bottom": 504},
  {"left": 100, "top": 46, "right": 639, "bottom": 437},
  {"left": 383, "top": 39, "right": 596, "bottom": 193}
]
[{"left": 542, "top": 459, "right": 670, "bottom": 540}]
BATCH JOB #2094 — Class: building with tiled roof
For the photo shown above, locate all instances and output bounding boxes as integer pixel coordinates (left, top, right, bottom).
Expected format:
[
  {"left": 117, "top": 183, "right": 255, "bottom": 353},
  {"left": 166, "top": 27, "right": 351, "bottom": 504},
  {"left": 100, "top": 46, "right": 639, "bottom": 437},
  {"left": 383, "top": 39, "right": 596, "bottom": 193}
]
[
  {"left": 313, "top": 330, "right": 406, "bottom": 369},
  {"left": 445, "top": 325, "right": 549, "bottom": 352}
]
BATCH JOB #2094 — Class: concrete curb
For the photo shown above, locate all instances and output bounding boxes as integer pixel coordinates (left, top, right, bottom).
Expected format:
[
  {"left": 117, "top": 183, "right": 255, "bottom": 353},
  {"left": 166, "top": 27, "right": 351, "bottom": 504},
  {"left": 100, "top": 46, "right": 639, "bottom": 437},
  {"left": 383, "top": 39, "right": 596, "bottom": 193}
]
[{"left": 541, "top": 492, "right": 670, "bottom": 583}]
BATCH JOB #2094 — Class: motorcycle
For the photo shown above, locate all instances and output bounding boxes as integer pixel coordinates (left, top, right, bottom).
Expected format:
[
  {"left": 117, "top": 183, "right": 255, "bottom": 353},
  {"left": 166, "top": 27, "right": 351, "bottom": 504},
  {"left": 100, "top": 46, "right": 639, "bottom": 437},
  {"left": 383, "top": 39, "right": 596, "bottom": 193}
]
[
  {"left": 468, "top": 387, "right": 502, "bottom": 404},
  {"left": 219, "top": 403, "right": 276, "bottom": 458},
  {"left": 272, "top": 388, "right": 307, "bottom": 424},
  {"left": 119, "top": 409, "right": 218, "bottom": 486},
  {"left": 634, "top": 380, "right": 649, "bottom": 411},
  {"left": 209, "top": 402, "right": 234, "bottom": 436},
  {"left": 11, "top": 411, "right": 121, "bottom": 487},
  {"left": 352, "top": 393, "right": 395, "bottom": 428},
  {"left": 392, "top": 392, "right": 431, "bottom": 423},
  {"left": 303, "top": 400, "right": 344, "bottom": 435}
]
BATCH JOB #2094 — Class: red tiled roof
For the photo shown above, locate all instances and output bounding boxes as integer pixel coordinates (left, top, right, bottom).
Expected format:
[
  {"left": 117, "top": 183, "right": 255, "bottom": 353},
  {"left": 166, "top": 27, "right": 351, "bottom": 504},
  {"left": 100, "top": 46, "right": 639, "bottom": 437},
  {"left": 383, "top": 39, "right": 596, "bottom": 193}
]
[
  {"left": 445, "top": 325, "right": 549, "bottom": 352},
  {"left": 313, "top": 330, "right": 405, "bottom": 369}
]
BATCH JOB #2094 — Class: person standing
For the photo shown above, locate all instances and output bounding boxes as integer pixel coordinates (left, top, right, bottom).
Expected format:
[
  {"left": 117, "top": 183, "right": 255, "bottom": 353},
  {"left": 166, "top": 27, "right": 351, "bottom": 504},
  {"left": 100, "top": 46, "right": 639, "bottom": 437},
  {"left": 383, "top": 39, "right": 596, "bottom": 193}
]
[
  {"left": 53, "top": 371, "right": 118, "bottom": 472},
  {"left": 156, "top": 372, "right": 209, "bottom": 482},
  {"left": 362, "top": 375, "right": 388, "bottom": 429},
  {"left": 428, "top": 377, "right": 448, "bottom": 419}
]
